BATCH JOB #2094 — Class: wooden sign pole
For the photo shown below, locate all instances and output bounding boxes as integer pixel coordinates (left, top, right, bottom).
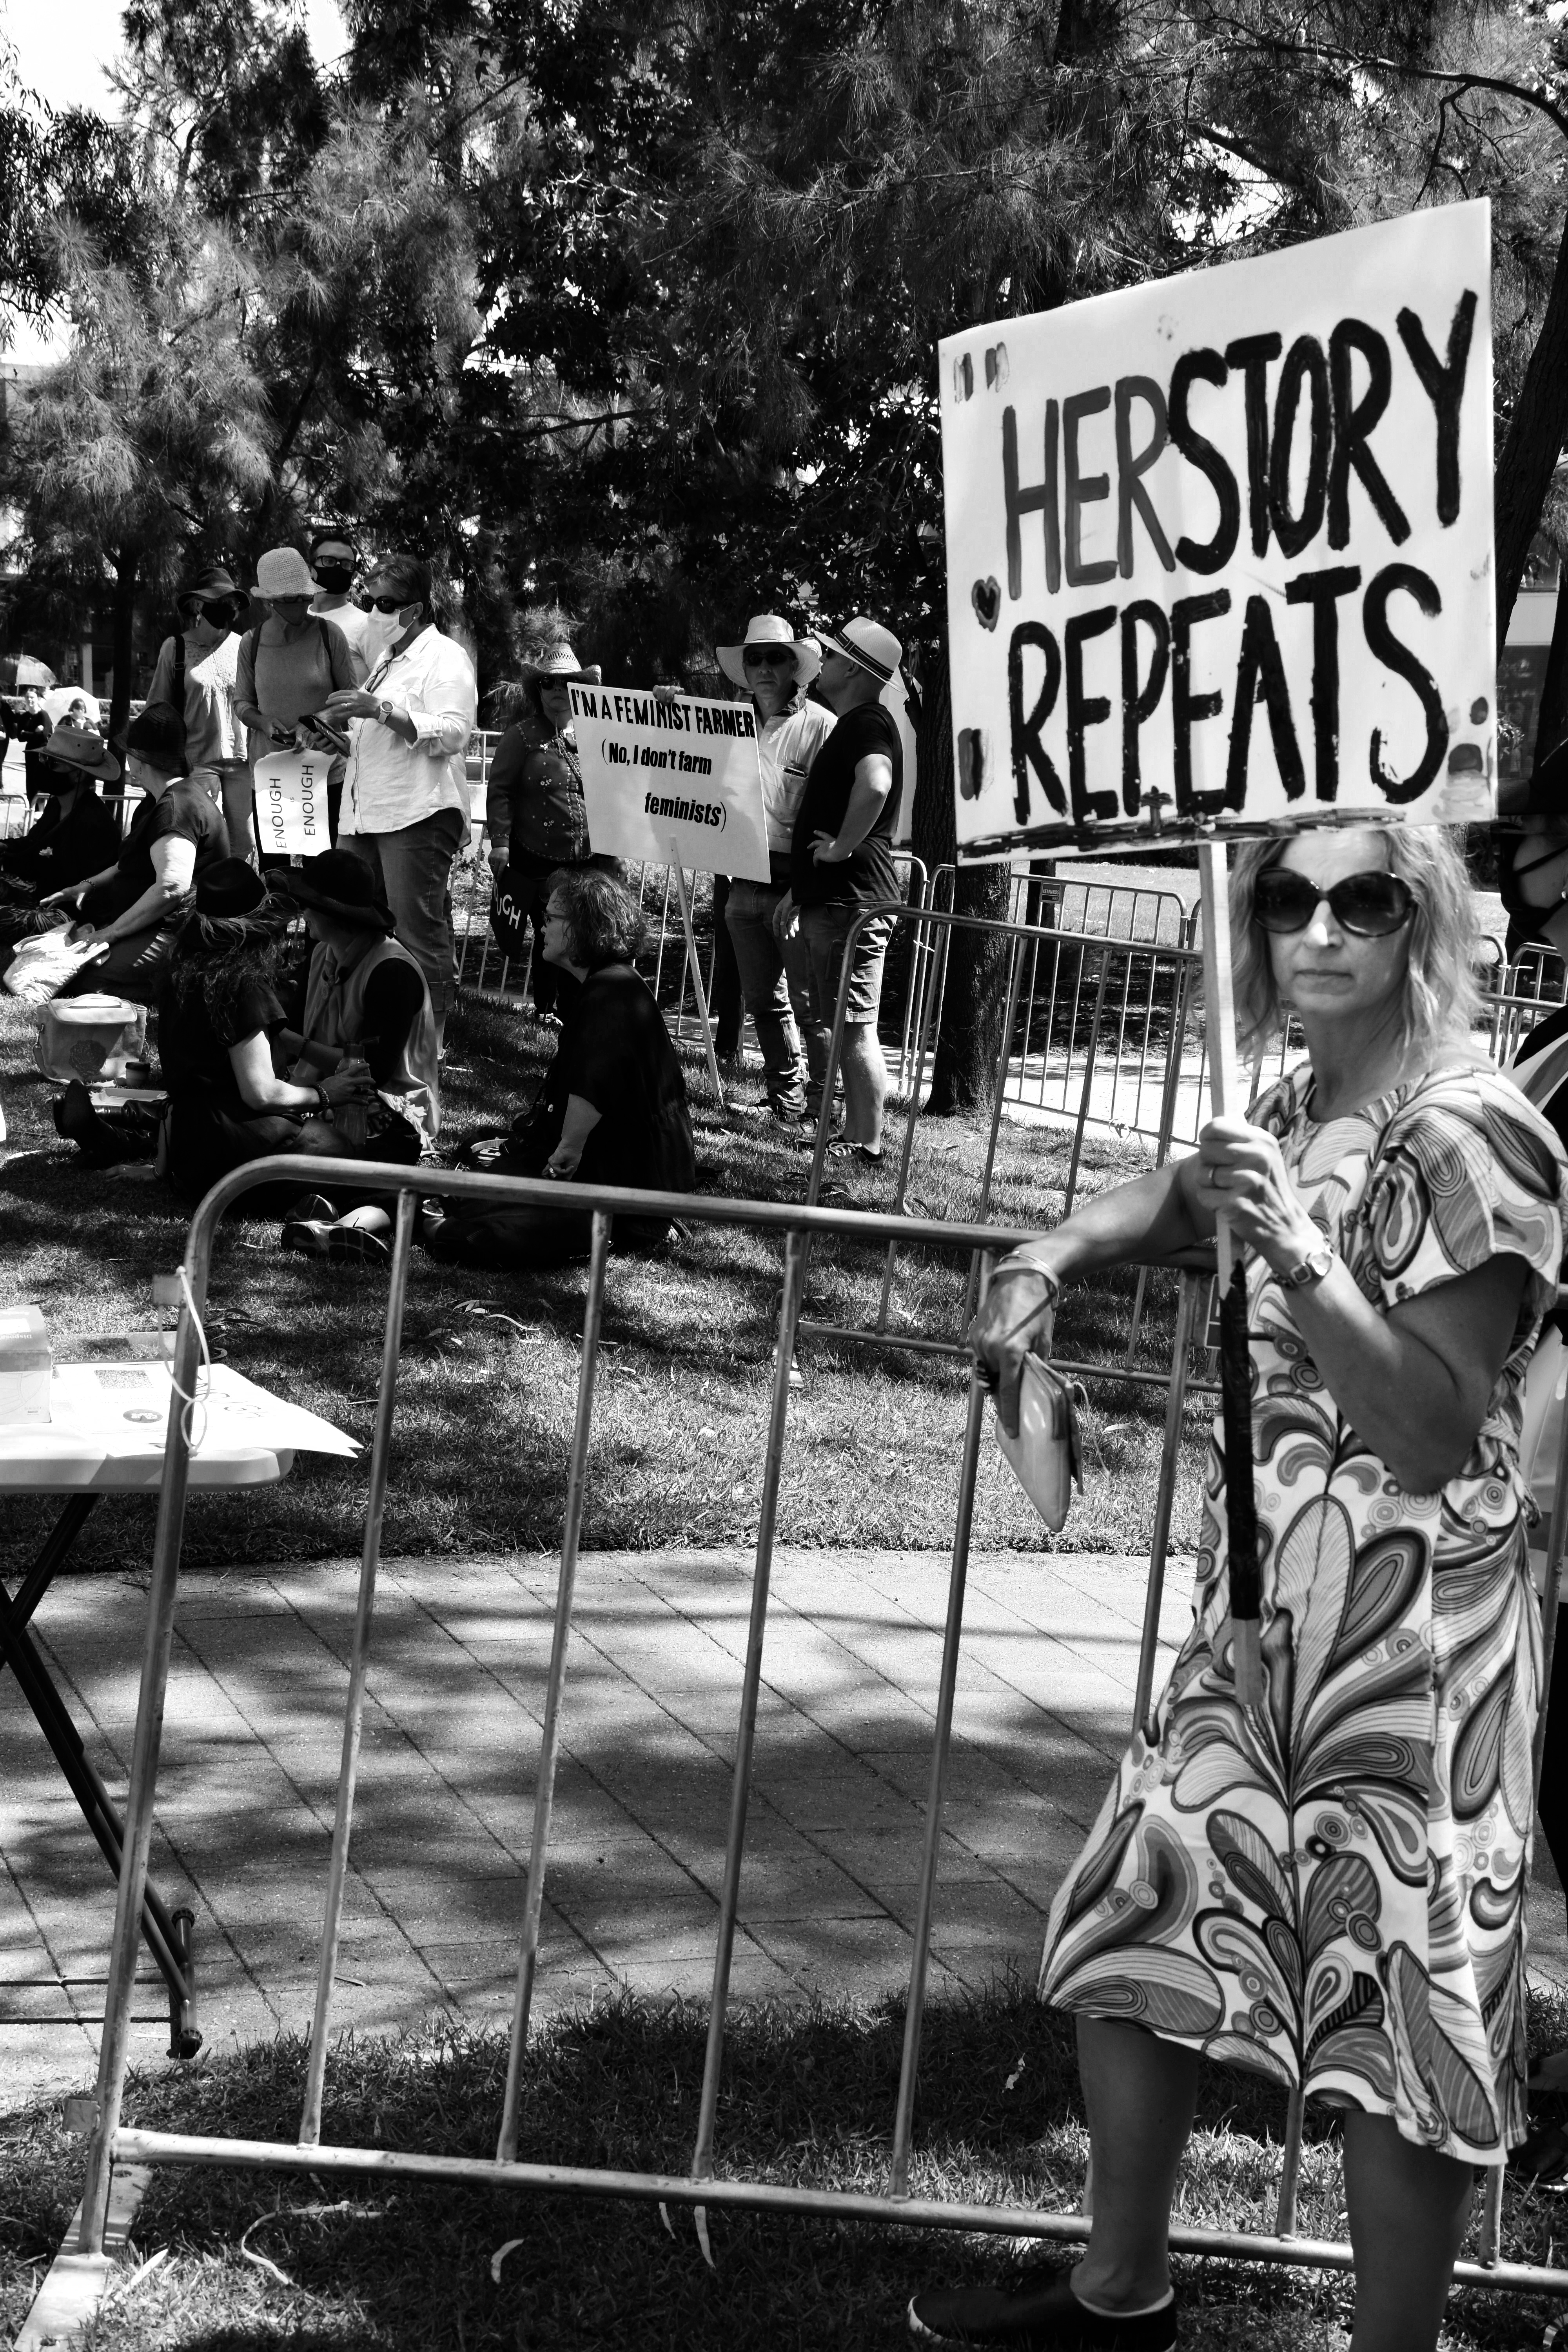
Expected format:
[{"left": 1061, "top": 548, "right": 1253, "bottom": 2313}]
[
  {"left": 669, "top": 851, "right": 728, "bottom": 1109},
  {"left": 1197, "top": 838, "right": 1265, "bottom": 1708}
]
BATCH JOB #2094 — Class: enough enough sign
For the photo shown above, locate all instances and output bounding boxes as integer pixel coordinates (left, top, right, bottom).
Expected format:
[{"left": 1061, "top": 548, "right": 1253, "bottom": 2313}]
[
  {"left": 252, "top": 750, "right": 332, "bottom": 858},
  {"left": 570, "top": 686, "right": 771, "bottom": 881},
  {"left": 940, "top": 201, "right": 1495, "bottom": 854}
]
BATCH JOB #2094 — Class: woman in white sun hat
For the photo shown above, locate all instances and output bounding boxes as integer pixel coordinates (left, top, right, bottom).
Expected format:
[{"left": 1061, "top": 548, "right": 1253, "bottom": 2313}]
[
  {"left": 232, "top": 546, "right": 360, "bottom": 859},
  {"left": 712, "top": 614, "right": 835, "bottom": 1122}
]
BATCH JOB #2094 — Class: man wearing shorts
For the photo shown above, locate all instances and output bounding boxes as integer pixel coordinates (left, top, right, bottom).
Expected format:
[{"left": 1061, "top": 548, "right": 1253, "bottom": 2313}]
[{"left": 779, "top": 615, "right": 904, "bottom": 1167}]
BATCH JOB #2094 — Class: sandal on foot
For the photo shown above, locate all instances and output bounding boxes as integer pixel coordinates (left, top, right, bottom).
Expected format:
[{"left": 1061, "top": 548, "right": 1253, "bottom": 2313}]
[
  {"left": 908, "top": 2270, "right": 1177, "bottom": 2352},
  {"left": 281, "top": 1206, "right": 393, "bottom": 1266}
]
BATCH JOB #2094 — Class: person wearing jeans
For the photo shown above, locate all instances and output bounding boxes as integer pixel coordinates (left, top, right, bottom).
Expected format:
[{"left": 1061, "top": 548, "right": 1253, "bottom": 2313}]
[
  {"left": 323, "top": 550, "right": 478, "bottom": 1049},
  {"left": 711, "top": 615, "right": 835, "bottom": 1122}
]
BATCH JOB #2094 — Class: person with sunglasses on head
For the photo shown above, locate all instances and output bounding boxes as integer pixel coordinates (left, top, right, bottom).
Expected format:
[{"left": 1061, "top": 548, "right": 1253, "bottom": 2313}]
[
  {"left": 704, "top": 615, "right": 836, "bottom": 1122},
  {"left": 146, "top": 564, "right": 249, "bottom": 853},
  {"left": 907, "top": 824, "right": 1566, "bottom": 2352},
  {"left": 321, "top": 551, "right": 479, "bottom": 1051},
  {"left": 233, "top": 546, "right": 362, "bottom": 860},
  {"left": 485, "top": 642, "right": 612, "bottom": 1025}
]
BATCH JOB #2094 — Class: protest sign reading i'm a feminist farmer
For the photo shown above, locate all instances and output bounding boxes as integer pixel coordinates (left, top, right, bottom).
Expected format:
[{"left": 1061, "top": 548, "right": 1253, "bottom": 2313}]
[{"left": 940, "top": 201, "right": 1495, "bottom": 855}]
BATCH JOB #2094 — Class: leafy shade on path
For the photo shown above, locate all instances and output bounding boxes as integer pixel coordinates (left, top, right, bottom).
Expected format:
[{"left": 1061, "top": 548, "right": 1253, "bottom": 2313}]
[
  {"left": 2, "top": 1987, "right": 1560, "bottom": 2350},
  {"left": 0, "top": 992, "right": 1207, "bottom": 1576}
]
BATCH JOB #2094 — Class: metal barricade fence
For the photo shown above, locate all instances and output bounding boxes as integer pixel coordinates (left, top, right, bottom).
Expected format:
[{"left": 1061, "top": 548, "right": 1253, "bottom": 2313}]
[{"left": 69, "top": 1155, "right": 1568, "bottom": 2303}]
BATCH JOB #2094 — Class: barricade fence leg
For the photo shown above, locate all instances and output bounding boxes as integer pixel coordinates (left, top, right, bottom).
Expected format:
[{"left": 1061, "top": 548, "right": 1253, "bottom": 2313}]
[
  {"left": 891, "top": 1337, "right": 991, "bottom": 2196},
  {"left": 496, "top": 1212, "right": 612, "bottom": 2163},
  {"left": 1274, "top": 2084, "right": 1305, "bottom": 2238},
  {"left": 79, "top": 1270, "right": 211, "bottom": 2254},
  {"left": 691, "top": 1232, "right": 809, "bottom": 2184},
  {"left": 299, "top": 1192, "right": 417, "bottom": 2148}
]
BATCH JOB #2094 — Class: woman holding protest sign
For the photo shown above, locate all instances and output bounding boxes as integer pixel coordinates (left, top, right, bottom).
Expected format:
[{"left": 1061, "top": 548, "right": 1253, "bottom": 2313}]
[{"left": 907, "top": 824, "right": 1564, "bottom": 2352}]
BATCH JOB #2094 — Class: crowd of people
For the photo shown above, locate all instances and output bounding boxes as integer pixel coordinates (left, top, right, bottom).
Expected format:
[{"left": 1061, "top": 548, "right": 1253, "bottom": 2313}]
[{"left": 2, "top": 540, "right": 912, "bottom": 1261}]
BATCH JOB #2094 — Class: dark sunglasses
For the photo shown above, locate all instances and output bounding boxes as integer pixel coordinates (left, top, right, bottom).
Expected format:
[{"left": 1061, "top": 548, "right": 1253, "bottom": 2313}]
[
  {"left": 1253, "top": 868, "right": 1416, "bottom": 938},
  {"left": 178, "top": 595, "right": 238, "bottom": 620},
  {"left": 367, "top": 594, "right": 410, "bottom": 613},
  {"left": 742, "top": 647, "right": 795, "bottom": 668}
]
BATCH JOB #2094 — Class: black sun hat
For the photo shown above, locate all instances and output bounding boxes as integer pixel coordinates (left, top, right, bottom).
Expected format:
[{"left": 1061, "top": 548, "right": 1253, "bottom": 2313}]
[{"left": 272, "top": 849, "right": 396, "bottom": 933}]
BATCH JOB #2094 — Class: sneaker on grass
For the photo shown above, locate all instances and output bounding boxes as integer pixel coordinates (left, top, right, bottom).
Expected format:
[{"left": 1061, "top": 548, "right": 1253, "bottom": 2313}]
[{"left": 907, "top": 2270, "right": 1177, "bottom": 2352}]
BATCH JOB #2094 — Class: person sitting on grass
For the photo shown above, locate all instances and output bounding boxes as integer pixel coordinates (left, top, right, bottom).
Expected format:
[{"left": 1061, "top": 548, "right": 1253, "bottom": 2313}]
[
  {"left": 42, "top": 701, "right": 227, "bottom": 1003},
  {"left": 0, "top": 722, "right": 123, "bottom": 951},
  {"left": 425, "top": 865, "right": 694, "bottom": 1269}
]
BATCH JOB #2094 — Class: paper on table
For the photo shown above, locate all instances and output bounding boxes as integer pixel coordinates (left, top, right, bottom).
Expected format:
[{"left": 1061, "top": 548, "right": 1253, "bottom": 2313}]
[{"left": 0, "top": 1363, "right": 359, "bottom": 1459}]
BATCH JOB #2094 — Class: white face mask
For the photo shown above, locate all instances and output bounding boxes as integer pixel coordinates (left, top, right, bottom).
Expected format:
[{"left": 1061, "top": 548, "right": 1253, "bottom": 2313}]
[{"left": 362, "top": 604, "right": 414, "bottom": 666}]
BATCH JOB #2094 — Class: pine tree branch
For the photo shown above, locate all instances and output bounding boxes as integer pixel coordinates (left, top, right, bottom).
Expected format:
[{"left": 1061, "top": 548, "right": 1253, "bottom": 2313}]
[{"left": 1208, "top": 18, "right": 1568, "bottom": 145}]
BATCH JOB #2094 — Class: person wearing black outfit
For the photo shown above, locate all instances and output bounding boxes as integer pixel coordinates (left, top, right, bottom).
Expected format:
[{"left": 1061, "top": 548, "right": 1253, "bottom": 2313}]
[
  {"left": 43, "top": 702, "right": 228, "bottom": 1002},
  {"left": 0, "top": 723, "right": 123, "bottom": 951},
  {"left": 1492, "top": 735, "right": 1568, "bottom": 2164},
  {"left": 426, "top": 866, "right": 694, "bottom": 1268},
  {"left": 779, "top": 614, "right": 904, "bottom": 1165},
  {"left": 485, "top": 642, "right": 609, "bottom": 1023}
]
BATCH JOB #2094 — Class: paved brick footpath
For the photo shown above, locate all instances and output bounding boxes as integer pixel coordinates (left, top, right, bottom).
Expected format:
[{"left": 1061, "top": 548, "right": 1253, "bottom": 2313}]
[{"left": 3, "top": 1547, "right": 1563, "bottom": 2108}]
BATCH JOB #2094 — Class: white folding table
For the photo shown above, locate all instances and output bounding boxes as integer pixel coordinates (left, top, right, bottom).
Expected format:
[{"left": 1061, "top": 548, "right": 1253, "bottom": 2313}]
[{"left": 1, "top": 1361, "right": 356, "bottom": 2056}]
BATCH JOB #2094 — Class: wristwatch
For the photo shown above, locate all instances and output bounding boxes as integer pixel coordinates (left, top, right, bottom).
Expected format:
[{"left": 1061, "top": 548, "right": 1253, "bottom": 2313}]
[
  {"left": 1278, "top": 1238, "right": 1335, "bottom": 1290},
  {"left": 376, "top": 699, "right": 397, "bottom": 730}
]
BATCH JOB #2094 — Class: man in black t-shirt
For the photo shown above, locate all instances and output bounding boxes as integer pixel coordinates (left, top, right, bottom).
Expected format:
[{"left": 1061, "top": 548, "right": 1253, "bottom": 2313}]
[{"left": 781, "top": 615, "right": 904, "bottom": 1166}]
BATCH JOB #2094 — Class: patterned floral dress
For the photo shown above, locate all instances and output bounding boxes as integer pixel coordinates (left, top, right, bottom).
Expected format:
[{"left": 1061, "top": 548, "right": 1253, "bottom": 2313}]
[{"left": 1038, "top": 1063, "right": 1566, "bottom": 2160}]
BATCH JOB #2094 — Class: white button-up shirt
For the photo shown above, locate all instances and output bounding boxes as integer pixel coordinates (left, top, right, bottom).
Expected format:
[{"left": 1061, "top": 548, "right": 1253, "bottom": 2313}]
[
  {"left": 339, "top": 624, "right": 479, "bottom": 837},
  {"left": 759, "top": 700, "right": 837, "bottom": 852}
]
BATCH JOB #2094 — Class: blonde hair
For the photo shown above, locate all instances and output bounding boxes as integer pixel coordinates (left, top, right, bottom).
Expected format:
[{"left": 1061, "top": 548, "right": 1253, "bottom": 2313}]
[{"left": 1229, "top": 825, "right": 1479, "bottom": 1061}]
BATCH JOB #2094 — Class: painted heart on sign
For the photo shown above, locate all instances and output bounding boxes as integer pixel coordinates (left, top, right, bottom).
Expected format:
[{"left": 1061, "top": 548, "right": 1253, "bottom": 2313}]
[{"left": 972, "top": 578, "right": 1001, "bottom": 632}]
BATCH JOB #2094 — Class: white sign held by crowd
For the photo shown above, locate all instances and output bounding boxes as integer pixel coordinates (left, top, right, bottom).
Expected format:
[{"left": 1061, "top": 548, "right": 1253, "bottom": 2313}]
[
  {"left": 940, "top": 201, "right": 1495, "bottom": 854},
  {"left": 252, "top": 750, "right": 331, "bottom": 858},
  {"left": 571, "top": 685, "right": 771, "bottom": 882}
]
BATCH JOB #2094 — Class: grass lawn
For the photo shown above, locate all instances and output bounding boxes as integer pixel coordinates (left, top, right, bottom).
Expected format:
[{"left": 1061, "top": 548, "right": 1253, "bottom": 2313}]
[
  {"left": 0, "top": 987, "right": 1210, "bottom": 1578},
  {"left": 3, "top": 1985, "right": 1562, "bottom": 2349}
]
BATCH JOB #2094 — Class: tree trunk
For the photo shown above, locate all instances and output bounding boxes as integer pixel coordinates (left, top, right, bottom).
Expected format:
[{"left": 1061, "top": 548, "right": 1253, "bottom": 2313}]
[
  {"left": 1532, "top": 557, "right": 1568, "bottom": 772},
  {"left": 911, "top": 637, "right": 1013, "bottom": 1115},
  {"left": 1495, "top": 201, "right": 1568, "bottom": 645},
  {"left": 107, "top": 547, "right": 140, "bottom": 754}
]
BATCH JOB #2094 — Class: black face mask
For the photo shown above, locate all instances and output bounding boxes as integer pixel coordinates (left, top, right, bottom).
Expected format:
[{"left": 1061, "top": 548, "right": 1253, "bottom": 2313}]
[{"left": 314, "top": 563, "right": 354, "bottom": 593}]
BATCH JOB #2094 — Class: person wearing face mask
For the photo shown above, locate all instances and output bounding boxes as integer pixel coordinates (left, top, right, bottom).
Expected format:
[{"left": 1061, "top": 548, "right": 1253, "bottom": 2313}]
[
  {"left": 308, "top": 530, "right": 372, "bottom": 678},
  {"left": 710, "top": 615, "right": 836, "bottom": 1122},
  {"left": 322, "top": 551, "right": 479, "bottom": 1049},
  {"left": 0, "top": 722, "right": 123, "bottom": 951},
  {"left": 233, "top": 546, "right": 361, "bottom": 860},
  {"left": 147, "top": 564, "right": 249, "bottom": 851},
  {"left": 42, "top": 701, "right": 227, "bottom": 1001}
]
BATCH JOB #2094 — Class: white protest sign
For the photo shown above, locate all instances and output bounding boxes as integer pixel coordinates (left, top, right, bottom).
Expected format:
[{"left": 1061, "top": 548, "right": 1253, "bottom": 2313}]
[
  {"left": 570, "top": 685, "right": 771, "bottom": 881},
  {"left": 252, "top": 749, "right": 332, "bottom": 857},
  {"left": 940, "top": 201, "right": 1494, "bottom": 855}
]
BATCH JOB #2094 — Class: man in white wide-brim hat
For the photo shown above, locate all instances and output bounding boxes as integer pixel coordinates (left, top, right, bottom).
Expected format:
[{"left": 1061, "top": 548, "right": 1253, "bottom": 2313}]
[
  {"left": 779, "top": 614, "right": 905, "bottom": 1166},
  {"left": 710, "top": 615, "right": 836, "bottom": 1121}
]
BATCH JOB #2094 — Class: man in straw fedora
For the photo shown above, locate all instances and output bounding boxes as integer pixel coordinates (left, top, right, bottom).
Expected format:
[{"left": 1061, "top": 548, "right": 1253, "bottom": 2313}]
[
  {"left": 712, "top": 614, "right": 836, "bottom": 1122},
  {"left": 779, "top": 613, "right": 905, "bottom": 1164}
]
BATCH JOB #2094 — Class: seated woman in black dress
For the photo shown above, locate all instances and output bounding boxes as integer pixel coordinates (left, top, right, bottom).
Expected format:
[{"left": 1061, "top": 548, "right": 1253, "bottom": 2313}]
[
  {"left": 427, "top": 866, "right": 695, "bottom": 1267},
  {"left": 41, "top": 702, "right": 227, "bottom": 1002}
]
